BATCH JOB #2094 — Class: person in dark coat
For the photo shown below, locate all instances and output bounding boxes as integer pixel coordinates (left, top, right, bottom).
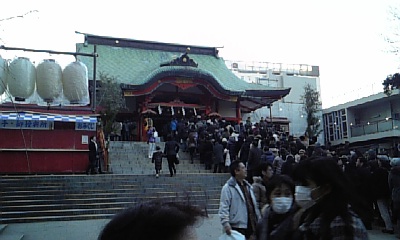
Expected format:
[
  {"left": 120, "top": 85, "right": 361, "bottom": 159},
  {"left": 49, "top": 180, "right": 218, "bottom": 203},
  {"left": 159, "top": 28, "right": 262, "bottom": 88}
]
[
  {"left": 247, "top": 140, "right": 262, "bottom": 184},
  {"left": 290, "top": 157, "right": 369, "bottom": 239},
  {"left": 164, "top": 135, "right": 180, "bottom": 177},
  {"left": 256, "top": 174, "right": 300, "bottom": 240},
  {"left": 372, "top": 157, "right": 394, "bottom": 234},
  {"left": 202, "top": 135, "right": 214, "bottom": 170},
  {"left": 239, "top": 136, "right": 252, "bottom": 166},
  {"left": 281, "top": 155, "right": 297, "bottom": 178},
  {"left": 389, "top": 158, "right": 400, "bottom": 238},
  {"left": 152, "top": 146, "right": 164, "bottom": 178},
  {"left": 353, "top": 156, "right": 374, "bottom": 230},
  {"left": 213, "top": 140, "right": 224, "bottom": 173},
  {"left": 86, "top": 136, "right": 98, "bottom": 174}
]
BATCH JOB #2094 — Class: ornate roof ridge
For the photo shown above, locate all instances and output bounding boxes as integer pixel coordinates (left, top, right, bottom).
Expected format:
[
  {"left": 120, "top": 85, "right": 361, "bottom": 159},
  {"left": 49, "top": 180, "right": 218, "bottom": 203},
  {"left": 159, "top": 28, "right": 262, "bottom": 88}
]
[{"left": 82, "top": 32, "right": 220, "bottom": 57}]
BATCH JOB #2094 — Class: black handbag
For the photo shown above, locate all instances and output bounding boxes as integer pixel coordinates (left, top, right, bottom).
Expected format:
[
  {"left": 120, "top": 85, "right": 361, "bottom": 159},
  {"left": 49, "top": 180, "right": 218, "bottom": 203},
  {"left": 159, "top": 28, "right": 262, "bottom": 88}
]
[{"left": 174, "top": 153, "right": 180, "bottom": 164}]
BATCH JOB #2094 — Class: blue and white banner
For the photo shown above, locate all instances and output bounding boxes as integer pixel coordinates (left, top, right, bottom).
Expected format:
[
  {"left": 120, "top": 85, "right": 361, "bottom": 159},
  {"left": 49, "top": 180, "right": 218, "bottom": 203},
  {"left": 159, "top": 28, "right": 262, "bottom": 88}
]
[
  {"left": 0, "top": 112, "right": 97, "bottom": 123},
  {"left": 0, "top": 120, "right": 53, "bottom": 130},
  {"left": 0, "top": 112, "right": 97, "bottom": 131}
]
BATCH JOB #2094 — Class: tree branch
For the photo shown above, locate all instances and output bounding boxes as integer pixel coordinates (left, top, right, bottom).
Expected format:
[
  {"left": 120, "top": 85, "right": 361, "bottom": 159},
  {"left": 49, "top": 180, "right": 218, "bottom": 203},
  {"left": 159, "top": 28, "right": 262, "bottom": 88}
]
[{"left": 0, "top": 10, "right": 38, "bottom": 23}]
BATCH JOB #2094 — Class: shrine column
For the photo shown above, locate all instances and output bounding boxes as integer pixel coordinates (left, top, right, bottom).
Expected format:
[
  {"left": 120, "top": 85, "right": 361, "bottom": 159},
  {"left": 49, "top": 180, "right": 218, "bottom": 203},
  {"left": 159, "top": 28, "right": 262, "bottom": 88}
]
[
  {"left": 140, "top": 95, "right": 153, "bottom": 141},
  {"left": 236, "top": 99, "right": 241, "bottom": 123}
]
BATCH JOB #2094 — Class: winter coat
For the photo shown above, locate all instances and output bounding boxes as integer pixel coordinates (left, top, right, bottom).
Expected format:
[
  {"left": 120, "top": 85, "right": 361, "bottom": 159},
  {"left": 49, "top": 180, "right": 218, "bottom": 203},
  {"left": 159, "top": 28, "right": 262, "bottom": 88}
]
[
  {"left": 273, "top": 156, "right": 284, "bottom": 175},
  {"left": 281, "top": 155, "right": 297, "bottom": 178},
  {"left": 152, "top": 151, "right": 164, "bottom": 170},
  {"left": 213, "top": 142, "right": 224, "bottom": 164},
  {"left": 389, "top": 166, "right": 400, "bottom": 203},
  {"left": 261, "top": 151, "right": 275, "bottom": 165},
  {"left": 239, "top": 140, "right": 251, "bottom": 164},
  {"left": 219, "top": 177, "right": 261, "bottom": 229},
  {"left": 371, "top": 166, "right": 391, "bottom": 200},
  {"left": 248, "top": 146, "right": 262, "bottom": 171},
  {"left": 252, "top": 176, "right": 267, "bottom": 212},
  {"left": 256, "top": 204, "right": 300, "bottom": 240},
  {"left": 164, "top": 140, "right": 179, "bottom": 156}
]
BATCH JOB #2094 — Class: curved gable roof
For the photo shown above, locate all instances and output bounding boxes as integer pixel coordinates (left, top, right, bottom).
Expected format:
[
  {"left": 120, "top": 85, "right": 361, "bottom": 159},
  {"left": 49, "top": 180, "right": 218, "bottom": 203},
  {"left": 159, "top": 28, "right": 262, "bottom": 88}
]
[{"left": 76, "top": 34, "right": 290, "bottom": 99}]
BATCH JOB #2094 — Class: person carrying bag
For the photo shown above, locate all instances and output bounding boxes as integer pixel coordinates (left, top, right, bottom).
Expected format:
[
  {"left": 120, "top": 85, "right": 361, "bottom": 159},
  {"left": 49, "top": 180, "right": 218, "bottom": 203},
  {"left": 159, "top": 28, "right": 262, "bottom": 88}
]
[{"left": 164, "top": 134, "right": 180, "bottom": 177}]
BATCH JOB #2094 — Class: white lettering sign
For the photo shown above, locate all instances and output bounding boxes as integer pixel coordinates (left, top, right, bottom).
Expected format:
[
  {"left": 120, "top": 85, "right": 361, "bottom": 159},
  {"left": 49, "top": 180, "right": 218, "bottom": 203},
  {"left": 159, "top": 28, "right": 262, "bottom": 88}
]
[
  {"left": 0, "top": 120, "right": 53, "bottom": 130},
  {"left": 75, "top": 122, "right": 96, "bottom": 131}
]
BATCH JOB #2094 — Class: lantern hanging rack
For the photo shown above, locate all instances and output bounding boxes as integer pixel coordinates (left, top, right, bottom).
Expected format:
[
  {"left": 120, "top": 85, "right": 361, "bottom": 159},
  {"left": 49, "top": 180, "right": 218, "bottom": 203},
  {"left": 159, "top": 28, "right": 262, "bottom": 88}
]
[
  {"left": 0, "top": 45, "right": 99, "bottom": 112},
  {"left": 0, "top": 45, "right": 97, "bottom": 58}
]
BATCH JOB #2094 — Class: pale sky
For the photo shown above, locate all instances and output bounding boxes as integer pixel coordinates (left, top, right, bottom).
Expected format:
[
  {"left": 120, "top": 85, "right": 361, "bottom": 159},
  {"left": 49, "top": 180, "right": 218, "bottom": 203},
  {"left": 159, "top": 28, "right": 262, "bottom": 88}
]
[{"left": 0, "top": 0, "right": 399, "bottom": 108}]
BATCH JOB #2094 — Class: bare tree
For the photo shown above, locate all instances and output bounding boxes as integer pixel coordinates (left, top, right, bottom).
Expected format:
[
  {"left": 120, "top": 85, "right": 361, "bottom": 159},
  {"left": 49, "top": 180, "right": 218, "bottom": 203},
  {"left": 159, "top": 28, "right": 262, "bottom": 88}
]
[
  {"left": 382, "top": 4, "right": 400, "bottom": 95},
  {"left": 0, "top": 10, "right": 38, "bottom": 44}
]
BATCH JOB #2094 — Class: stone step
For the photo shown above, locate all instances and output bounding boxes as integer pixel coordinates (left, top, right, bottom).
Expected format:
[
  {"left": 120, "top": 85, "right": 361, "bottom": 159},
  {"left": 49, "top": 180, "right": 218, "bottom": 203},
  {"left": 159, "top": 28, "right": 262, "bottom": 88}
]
[
  {"left": 0, "top": 225, "right": 24, "bottom": 240},
  {"left": 1, "top": 196, "right": 220, "bottom": 208},
  {"left": 0, "top": 224, "right": 7, "bottom": 233},
  {"left": 2, "top": 197, "right": 219, "bottom": 211},
  {"left": 106, "top": 141, "right": 205, "bottom": 174},
  {"left": 0, "top": 173, "right": 228, "bottom": 223},
  {"left": 0, "top": 233, "right": 24, "bottom": 240},
  {"left": 1, "top": 190, "right": 221, "bottom": 203},
  {"left": 1, "top": 203, "right": 219, "bottom": 224}
]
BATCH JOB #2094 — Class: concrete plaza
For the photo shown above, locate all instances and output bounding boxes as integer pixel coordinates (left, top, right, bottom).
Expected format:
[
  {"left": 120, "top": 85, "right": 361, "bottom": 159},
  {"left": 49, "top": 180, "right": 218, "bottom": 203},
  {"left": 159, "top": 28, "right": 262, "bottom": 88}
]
[{"left": 1, "top": 214, "right": 398, "bottom": 240}]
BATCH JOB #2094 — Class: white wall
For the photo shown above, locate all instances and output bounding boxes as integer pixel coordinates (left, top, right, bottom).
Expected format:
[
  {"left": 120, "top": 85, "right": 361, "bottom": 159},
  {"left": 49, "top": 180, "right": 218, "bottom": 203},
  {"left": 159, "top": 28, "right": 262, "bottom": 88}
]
[{"left": 282, "top": 75, "right": 319, "bottom": 104}]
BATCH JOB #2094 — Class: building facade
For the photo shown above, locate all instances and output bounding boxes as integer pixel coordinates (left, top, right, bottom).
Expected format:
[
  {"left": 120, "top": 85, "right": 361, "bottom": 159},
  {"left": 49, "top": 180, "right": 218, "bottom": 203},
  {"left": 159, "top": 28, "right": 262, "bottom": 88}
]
[
  {"left": 76, "top": 34, "right": 291, "bottom": 141},
  {"left": 225, "top": 60, "right": 321, "bottom": 138},
  {"left": 322, "top": 90, "right": 400, "bottom": 154}
]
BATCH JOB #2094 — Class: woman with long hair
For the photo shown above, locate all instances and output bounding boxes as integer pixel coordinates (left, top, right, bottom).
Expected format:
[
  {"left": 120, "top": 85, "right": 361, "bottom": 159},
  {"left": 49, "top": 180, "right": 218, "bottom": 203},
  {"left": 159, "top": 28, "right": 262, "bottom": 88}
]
[{"left": 291, "top": 157, "right": 368, "bottom": 239}]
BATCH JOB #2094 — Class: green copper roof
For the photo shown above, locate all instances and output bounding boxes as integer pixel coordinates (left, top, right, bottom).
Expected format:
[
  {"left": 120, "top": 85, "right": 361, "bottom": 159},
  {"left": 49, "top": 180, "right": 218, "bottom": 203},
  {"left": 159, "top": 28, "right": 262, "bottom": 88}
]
[{"left": 76, "top": 42, "right": 290, "bottom": 96}]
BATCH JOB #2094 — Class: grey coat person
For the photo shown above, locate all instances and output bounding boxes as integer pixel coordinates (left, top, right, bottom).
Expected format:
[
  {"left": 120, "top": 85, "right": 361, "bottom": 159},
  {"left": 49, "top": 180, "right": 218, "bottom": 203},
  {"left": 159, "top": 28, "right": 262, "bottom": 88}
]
[{"left": 219, "top": 176, "right": 261, "bottom": 229}]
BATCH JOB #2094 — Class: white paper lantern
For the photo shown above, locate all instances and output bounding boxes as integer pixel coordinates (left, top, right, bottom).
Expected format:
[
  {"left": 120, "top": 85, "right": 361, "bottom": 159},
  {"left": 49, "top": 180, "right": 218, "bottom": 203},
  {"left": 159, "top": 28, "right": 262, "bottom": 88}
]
[
  {"left": 36, "top": 59, "right": 62, "bottom": 102},
  {"left": 7, "top": 57, "right": 36, "bottom": 100},
  {"left": 0, "top": 55, "right": 7, "bottom": 95},
  {"left": 62, "top": 61, "right": 88, "bottom": 104}
]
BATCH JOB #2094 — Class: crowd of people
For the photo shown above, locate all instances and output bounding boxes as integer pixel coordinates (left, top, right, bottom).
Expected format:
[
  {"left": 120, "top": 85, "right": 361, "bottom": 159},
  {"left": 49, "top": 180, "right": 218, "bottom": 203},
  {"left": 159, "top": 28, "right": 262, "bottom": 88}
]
[
  {"left": 98, "top": 114, "right": 400, "bottom": 239},
  {"left": 150, "top": 114, "right": 400, "bottom": 239}
]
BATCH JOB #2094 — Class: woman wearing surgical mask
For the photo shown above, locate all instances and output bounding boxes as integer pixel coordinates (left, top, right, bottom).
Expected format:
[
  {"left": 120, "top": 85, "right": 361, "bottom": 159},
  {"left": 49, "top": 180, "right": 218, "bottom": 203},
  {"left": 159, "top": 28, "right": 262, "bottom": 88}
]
[
  {"left": 291, "top": 157, "right": 369, "bottom": 239},
  {"left": 256, "top": 174, "right": 301, "bottom": 240}
]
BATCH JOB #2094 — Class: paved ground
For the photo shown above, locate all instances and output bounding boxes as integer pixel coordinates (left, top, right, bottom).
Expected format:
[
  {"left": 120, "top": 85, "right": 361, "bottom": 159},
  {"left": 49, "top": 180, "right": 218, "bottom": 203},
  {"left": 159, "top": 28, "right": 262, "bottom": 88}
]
[{"left": 2, "top": 214, "right": 398, "bottom": 240}]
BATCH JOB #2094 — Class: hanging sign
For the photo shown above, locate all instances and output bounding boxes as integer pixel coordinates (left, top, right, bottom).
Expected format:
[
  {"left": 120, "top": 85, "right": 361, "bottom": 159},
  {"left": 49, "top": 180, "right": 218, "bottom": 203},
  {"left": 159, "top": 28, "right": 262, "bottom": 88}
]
[
  {"left": 0, "top": 120, "right": 53, "bottom": 130},
  {"left": 75, "top": 122, "right": 96, "bottom": 131}
]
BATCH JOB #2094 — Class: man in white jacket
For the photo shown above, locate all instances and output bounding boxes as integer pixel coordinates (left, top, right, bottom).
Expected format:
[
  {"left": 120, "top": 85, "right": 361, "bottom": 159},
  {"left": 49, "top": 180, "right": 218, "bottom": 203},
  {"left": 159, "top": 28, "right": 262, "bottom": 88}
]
[{"left": 219, "top": 160, "right": 261, "bottom": 240}]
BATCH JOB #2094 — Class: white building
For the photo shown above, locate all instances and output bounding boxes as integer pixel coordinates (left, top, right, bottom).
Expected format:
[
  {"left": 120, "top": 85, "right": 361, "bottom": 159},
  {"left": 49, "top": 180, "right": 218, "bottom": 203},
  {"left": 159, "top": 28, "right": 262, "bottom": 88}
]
[
  {"left": 225, "top": 60, "right": 321, "bottom": 139},
  {"left": 322, "top": 90, "right": 400, "bottom": 154}
]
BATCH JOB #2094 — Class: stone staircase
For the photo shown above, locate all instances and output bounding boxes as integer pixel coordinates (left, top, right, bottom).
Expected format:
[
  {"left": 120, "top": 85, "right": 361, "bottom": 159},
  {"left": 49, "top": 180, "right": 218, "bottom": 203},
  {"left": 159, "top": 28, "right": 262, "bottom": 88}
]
[
  {"left": 108, "top": 141, "right": 212, "bottom": 174},
  {"left": 0, "top": 141, "right": 230, "bottom": 225}
]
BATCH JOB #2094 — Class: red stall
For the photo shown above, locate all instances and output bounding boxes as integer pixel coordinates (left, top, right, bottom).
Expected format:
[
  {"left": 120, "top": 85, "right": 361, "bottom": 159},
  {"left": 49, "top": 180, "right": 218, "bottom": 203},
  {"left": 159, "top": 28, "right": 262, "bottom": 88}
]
[
  {"left": 0, "top": 109, "right": 98, "bottom": 173},
  {"left": 0, "top": 45, "right": 99, "bottom": 174}
]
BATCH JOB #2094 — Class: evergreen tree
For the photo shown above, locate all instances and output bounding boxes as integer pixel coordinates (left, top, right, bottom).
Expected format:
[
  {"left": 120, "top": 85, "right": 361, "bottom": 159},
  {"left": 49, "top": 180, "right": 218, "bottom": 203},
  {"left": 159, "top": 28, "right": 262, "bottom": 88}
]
[
  {"left": 96, "top": 72, "right": 126, "bottom": 137},
  {"left": 301, "top": 84, "right": 322, "bottom": 139},
  {"left": 383, "top": 73, "right": 400, "bottom": 96}
]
